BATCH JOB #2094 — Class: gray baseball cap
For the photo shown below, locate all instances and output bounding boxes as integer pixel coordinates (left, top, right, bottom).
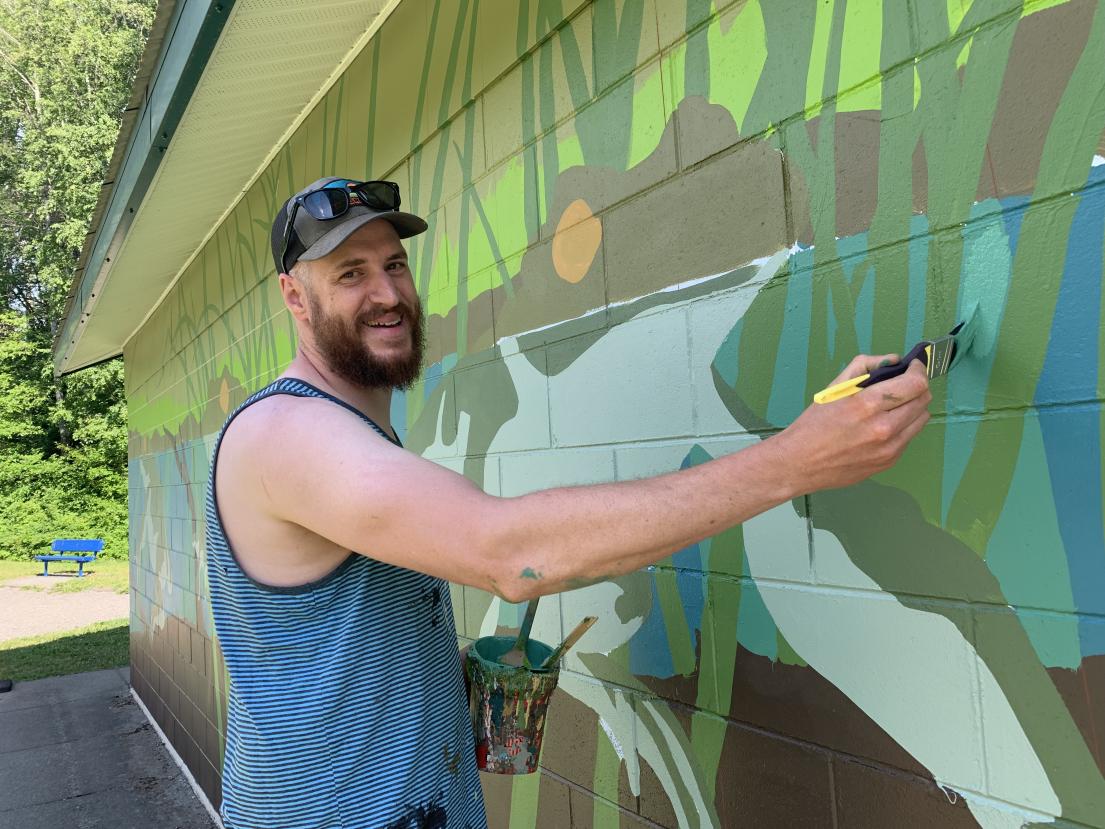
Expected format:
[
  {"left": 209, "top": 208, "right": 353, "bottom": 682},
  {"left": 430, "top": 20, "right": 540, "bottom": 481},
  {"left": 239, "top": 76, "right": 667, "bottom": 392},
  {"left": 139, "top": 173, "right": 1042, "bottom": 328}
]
[{"left": 271, "top": 176, "right": 428, "bottom": 274}]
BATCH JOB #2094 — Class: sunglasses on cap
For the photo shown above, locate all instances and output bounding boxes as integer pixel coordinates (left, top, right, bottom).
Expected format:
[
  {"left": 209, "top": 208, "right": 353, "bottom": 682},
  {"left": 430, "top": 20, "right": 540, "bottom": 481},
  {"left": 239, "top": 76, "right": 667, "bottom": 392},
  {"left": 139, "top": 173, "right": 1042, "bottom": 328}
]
[{"left": 279, "top": 179, "right": 402, "bottom": 274}]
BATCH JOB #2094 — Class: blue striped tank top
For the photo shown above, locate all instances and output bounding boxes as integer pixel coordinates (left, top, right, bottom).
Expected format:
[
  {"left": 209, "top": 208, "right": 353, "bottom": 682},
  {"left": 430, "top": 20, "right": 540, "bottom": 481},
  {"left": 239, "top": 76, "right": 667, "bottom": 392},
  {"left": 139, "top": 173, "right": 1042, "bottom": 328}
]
[{"left": 205, "top": 378, "right": 487, "bottom": 829}]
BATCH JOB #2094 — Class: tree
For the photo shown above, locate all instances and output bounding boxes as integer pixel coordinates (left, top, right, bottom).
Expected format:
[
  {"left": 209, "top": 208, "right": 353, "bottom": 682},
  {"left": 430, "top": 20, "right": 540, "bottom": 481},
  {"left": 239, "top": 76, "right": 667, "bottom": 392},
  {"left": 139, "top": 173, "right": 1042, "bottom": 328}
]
[{"left": 0, "top": 0, "right": 154, "bottom": 558}]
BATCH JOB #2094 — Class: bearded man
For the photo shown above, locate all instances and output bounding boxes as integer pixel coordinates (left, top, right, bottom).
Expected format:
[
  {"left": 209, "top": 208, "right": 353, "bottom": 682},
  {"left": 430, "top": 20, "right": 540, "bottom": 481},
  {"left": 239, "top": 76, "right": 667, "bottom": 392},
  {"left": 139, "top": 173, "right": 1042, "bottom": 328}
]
[{"left": 206, "top": 176, "right": 931, "bottom": 829}]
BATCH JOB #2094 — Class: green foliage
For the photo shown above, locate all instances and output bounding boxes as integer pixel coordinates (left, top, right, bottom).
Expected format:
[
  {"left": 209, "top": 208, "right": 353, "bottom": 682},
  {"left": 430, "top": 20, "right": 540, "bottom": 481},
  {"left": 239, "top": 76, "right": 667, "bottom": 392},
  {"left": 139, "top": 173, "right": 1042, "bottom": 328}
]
[{"left": 0, "top": 0, "right": 154, "bottom": 560}]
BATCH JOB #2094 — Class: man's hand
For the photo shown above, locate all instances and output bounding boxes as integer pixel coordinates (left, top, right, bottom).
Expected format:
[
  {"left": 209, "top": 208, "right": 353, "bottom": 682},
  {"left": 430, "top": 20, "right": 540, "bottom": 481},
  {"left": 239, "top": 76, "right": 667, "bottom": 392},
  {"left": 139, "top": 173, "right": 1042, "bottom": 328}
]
[{"left": 769, "top": 353, "right": 932, "bottom": 495}]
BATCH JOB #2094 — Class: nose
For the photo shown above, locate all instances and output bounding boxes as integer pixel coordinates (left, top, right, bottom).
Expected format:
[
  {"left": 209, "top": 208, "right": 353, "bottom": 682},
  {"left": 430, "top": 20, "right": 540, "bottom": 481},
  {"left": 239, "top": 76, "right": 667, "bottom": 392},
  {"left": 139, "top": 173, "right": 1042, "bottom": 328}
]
[{"left": 365, "top": 267, "right": 401, "bottom": 308}]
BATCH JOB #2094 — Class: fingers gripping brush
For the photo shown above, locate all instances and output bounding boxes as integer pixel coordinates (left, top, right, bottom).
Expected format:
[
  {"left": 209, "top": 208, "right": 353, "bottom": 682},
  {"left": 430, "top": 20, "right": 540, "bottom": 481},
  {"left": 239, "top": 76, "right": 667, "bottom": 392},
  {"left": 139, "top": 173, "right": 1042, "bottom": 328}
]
[{"left": 813, "top": 304, "right": 981, "bottom": 404}]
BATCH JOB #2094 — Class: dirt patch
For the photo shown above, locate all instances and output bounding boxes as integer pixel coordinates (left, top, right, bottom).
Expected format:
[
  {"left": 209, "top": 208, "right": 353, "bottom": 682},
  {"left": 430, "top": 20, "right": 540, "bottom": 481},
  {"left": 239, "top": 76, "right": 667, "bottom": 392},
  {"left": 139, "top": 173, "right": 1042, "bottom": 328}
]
[{"left": 0, "top": 585, "right": 128, "bottom": 642}]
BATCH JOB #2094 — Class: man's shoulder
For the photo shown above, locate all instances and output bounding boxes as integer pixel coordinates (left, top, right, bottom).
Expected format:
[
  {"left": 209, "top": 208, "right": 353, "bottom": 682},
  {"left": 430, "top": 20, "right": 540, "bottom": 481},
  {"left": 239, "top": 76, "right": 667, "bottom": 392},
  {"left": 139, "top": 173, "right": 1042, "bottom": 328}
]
[{"left": 222, "top": 383, "right": 365, "bottom": 458}]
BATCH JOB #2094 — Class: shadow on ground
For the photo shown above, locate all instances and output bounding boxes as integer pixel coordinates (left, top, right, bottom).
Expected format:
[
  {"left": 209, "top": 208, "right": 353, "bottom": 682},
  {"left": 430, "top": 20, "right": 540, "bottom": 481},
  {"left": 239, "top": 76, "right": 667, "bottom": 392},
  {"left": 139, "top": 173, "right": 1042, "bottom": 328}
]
[{"left": 0, "top": 620, "right": 128, "bottom": 682}]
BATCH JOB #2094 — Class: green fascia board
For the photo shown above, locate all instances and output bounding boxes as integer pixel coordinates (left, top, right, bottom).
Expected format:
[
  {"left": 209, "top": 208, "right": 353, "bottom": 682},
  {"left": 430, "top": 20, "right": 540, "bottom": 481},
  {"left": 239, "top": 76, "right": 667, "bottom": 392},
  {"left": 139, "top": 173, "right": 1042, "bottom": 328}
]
[{"left": 52, "top": 0, "right": 236, "bottom": 377}]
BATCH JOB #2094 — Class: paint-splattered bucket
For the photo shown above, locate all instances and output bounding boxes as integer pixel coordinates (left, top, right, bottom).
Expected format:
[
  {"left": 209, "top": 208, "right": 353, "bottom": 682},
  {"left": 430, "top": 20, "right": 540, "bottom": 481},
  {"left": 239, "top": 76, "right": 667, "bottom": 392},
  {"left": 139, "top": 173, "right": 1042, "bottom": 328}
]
[{"left": 464, "top": 635, "right": 560, "bottom": 775}]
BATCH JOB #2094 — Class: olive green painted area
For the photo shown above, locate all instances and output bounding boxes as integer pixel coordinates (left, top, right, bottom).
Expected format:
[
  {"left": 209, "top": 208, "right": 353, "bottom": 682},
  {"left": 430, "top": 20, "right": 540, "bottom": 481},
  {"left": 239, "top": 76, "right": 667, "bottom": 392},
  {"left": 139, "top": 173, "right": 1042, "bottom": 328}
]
[{"left": 120, "top": 0, "right": 1105, "bottom": 825}]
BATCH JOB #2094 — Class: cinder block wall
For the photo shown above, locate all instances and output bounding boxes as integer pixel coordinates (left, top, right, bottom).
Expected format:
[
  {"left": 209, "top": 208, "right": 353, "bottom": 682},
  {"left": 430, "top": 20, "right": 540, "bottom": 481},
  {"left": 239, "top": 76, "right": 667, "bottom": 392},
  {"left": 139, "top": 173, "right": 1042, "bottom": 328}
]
[{"left": 123, "top": 0, "right": 1105, "bottom": 825}]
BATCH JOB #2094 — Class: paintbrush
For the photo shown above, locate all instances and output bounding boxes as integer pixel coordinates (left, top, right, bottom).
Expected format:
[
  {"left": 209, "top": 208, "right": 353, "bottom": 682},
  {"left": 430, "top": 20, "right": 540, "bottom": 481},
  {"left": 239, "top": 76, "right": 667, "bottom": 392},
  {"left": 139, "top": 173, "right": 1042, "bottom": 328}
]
[
  {"left": 499, "top": 597, "right": 540, "bottom": 668},
  {"left": 538, "top": 616, "right": 598, "bottom": 671},
  {"left": 813, "top": 305, "right": 980, "bottom": 405}
]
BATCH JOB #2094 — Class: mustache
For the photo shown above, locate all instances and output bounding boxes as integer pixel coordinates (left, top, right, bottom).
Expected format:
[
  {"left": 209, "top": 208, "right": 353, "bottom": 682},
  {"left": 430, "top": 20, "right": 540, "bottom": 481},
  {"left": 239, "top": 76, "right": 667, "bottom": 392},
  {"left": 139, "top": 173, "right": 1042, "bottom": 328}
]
[{"left": 355, "top": 300, "right": 421, "bottom": 327}]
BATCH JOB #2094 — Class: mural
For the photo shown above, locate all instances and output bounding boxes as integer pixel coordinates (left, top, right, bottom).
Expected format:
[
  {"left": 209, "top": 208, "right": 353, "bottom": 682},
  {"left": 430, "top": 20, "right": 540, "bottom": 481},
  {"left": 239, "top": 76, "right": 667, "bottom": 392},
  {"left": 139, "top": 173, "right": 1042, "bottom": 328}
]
[{"left": 123, "top": 0, "right": 1105, "bottom": 825}]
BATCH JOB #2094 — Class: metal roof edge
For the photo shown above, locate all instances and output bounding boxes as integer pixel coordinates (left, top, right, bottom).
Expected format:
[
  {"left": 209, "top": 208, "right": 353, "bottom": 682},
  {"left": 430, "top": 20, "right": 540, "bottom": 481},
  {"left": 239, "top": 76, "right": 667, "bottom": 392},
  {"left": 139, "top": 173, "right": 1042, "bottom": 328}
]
[
  {"left": 52, "top": 0, "right": 237, "bottom": 377},
  {"left": 117, "top": 0, "right": 407, "bottom": 369}
]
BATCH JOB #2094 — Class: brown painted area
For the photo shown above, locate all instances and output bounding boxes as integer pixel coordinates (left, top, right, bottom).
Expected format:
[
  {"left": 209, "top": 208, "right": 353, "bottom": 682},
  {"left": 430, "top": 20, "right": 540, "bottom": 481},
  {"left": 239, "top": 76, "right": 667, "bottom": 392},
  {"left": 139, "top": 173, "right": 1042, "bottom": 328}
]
[
  {"left": 784, "top": 111, "right": 887, "bottom": 245},
  {"left": 635, "top": 753, "right": 679, "bottom": 827},
  {"left": 834, "top": 758, "right": 981, "bottom": 829},
  {"left": 492, "top": 247, "right": 607, "bottom": 347},
  {"left": 582, "top": 633, "right": 987, "bottom": 823},
  {"left": 723, "top": 644, "right": 936, "bottom": 779},
  {"left": 480, "top": 765, "right": 605, "bottom": 828},
  {"left": 533, "top": 773, "right": 575, "bottom": 828},
  {"left": 540, "top": 690, "right": 637, "bottom": 813},
  {"left": 568, "top": 786, "right": 656, "bottom": 828},
  {"left": 714, "top": 721, "right": 835, "bottom": 827},
  {"left": 1048, "top": 655, "right": 1105, "bottom": 780},
  {"left": 674, "top": 96, "right": 742, "bottom": 170},
  {"left": 637, "top": 668, "right": 702, "bottom": 712},
  {"left": 832, "top": 111, "right": 881, "bottom": 239},
  {"left": 478, "top": 773, "right": 515, "bottom": 827},
  {"left": 602, "top": 137, "right": 786, "bottom": 305},
  {"left": 987, "top": 0, "right": 1097, "bottom": 198},
  {"left": 785, "top": 137, "right": 815, "bottom": 246},
  {"left": 632, "top": 681, "right": 973, "bottom": 828}
]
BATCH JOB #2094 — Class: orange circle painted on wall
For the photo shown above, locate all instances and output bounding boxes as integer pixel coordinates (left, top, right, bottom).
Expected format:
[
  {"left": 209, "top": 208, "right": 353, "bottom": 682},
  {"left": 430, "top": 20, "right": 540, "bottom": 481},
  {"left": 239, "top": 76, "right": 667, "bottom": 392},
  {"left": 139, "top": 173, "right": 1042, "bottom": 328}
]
[{"left": 552, "top": 198, "right": 601, "bottom": 284}]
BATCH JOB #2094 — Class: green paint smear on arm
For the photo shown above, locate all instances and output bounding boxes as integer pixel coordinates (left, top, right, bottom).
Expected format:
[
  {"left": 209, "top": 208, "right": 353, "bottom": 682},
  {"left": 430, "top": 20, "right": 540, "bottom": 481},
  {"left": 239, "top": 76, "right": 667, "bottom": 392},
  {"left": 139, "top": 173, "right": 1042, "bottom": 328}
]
[{"left": 519, "top": 567, "right": 543, "bottom": 580}]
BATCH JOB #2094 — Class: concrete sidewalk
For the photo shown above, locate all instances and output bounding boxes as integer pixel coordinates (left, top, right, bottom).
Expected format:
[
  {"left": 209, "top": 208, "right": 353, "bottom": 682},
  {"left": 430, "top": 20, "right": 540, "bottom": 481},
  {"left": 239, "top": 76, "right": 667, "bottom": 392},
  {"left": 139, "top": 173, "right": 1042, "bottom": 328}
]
[{"left": 0, "top": 667, "right": 217, "bottom": 829}]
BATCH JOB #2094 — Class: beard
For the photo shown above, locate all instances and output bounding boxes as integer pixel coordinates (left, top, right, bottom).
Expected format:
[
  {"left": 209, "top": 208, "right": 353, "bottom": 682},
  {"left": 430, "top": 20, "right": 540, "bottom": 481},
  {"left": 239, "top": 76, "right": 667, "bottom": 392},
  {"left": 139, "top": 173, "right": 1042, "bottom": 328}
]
[{"left": 306, "top": 290, "right": 426, "bottom": 390}]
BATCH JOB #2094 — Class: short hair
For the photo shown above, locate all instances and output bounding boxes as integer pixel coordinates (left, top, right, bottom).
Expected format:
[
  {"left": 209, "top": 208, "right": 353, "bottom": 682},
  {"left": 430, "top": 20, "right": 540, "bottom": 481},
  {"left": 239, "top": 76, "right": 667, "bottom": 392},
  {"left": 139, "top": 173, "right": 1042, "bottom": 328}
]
[{"left": 288, "top": 259, "right": 312, "bottom": 280}]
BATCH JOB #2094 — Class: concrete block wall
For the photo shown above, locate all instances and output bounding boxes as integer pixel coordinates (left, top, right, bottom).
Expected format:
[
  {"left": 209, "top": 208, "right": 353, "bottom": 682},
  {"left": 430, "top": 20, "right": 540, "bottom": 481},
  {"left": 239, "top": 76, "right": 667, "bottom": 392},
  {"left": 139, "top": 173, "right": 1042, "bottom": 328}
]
[{"left": 123, "top": 0, "right": 1105, "bottom": 825}]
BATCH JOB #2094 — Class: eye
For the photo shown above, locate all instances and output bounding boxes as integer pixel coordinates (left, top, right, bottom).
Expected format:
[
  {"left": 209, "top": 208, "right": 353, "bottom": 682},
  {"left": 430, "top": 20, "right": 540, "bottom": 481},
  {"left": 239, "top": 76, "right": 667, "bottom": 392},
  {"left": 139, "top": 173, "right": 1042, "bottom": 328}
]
[
  {"left": 339, "top": 270, "right": 359, "bottom": 281},
  {"left": 387, "top": 260, "right": 408, "bottom": 272}
]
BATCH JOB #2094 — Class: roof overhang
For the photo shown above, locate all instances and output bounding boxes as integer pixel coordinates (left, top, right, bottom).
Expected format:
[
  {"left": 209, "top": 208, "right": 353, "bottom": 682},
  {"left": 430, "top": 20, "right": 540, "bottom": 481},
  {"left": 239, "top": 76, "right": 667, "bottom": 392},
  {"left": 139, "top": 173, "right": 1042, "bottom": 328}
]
[{"left": 53, "top": 0, "right": 400, "bottom": 376}]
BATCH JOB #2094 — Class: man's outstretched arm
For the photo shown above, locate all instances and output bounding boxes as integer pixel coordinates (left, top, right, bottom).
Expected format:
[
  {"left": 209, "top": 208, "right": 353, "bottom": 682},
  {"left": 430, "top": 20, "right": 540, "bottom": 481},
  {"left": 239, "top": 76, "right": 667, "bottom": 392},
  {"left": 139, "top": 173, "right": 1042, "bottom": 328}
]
[{"left": 252, "top": 355, "right": 930, "bottom": 602}]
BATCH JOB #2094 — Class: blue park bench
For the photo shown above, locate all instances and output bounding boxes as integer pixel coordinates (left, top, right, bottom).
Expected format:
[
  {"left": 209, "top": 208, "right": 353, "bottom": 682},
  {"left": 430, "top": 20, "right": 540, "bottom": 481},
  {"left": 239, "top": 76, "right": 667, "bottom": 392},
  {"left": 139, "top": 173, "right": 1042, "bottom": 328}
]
[{"left": 35, "top": 539, "right": 103, "bottom": 577}]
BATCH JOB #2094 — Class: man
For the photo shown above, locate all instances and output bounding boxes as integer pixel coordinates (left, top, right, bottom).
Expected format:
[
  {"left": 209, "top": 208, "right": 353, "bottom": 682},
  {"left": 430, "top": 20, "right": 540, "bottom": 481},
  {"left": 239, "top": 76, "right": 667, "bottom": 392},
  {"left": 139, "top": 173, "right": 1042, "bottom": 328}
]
[{"left": 206, "top": 176, "right": 931, "bottom": 828}]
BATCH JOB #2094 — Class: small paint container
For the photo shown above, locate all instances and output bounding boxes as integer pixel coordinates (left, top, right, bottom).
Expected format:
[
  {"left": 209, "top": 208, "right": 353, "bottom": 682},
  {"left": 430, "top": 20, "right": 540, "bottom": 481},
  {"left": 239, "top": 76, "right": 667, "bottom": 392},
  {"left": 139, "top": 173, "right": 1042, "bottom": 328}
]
[{"left": 464, "top": 635, "right": 560, "bottom": 775}]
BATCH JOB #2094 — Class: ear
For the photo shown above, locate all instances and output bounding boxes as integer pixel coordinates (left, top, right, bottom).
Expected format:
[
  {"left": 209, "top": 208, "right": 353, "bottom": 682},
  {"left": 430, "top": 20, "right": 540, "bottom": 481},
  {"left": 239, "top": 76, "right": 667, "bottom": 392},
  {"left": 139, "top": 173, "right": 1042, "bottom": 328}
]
[{"left": 279, "top": 272, "right": 311, "bottom": 323}]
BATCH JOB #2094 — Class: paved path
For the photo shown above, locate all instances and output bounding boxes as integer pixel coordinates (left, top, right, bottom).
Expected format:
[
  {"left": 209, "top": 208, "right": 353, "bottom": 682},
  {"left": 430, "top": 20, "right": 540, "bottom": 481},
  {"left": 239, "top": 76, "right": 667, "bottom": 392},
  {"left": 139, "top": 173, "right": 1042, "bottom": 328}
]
[
  {"left": 0, "top": 667, "right": 218, "bottom": 829},
  {"left": 0, "top": 583, "right": 128, "bottom": 642}
]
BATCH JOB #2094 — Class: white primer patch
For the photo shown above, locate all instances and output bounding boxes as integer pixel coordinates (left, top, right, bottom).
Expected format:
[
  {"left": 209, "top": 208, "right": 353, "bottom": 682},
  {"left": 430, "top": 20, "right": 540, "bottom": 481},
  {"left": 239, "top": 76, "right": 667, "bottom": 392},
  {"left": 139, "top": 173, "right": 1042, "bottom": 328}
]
[{"left": 599, "top": 716, "right": 626, "bottom": 761}]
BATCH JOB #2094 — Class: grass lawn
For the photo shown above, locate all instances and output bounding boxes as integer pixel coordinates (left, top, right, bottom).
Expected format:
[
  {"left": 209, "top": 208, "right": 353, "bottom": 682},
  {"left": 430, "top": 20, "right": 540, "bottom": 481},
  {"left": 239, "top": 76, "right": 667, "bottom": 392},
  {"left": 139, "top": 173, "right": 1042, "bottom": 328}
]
[
  {"left": 0, "top": 558, "right": 130, "bottom": 681},
  {"left": 0, "top": 619, "right": 129, "bottom": 682},
  {"left": 0, "top": 557, "right": 129, "bottom": 594}
]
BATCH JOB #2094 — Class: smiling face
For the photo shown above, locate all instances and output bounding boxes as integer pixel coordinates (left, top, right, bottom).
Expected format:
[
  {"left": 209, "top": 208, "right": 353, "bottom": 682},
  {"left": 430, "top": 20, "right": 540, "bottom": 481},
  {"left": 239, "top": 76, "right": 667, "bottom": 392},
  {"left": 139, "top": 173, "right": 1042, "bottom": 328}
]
[{"left": 289, "top": 219, "right": 426, "bottom": 390}]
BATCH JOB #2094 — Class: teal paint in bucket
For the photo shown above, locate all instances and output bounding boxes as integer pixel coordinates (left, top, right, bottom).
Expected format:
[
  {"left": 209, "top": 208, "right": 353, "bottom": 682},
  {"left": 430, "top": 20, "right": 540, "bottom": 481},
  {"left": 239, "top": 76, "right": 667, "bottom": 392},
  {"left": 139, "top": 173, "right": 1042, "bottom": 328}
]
[{"left": 465, "top": 635, "right": 560, "bottom": 774}]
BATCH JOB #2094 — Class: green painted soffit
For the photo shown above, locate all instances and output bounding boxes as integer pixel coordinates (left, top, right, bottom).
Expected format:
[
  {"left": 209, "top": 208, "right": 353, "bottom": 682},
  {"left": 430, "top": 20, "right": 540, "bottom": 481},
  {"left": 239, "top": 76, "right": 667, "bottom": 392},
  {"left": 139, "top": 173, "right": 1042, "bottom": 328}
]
[{"left": 53, "top": 0, "right": 236, "bottom": 376}]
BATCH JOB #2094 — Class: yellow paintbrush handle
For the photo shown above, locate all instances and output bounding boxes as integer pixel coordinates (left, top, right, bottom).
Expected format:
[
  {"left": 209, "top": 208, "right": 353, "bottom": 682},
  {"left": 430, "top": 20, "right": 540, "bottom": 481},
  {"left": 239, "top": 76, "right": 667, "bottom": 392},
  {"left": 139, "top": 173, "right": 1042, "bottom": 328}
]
[{"left": 813, "top": 373, "right": 870, "bottom": 404}]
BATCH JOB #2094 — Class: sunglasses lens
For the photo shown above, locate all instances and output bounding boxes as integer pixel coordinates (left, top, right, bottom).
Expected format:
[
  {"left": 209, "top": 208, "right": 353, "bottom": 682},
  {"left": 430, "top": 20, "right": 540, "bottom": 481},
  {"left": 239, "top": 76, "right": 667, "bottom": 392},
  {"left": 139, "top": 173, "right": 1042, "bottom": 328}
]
[
  {"left": 356, "top": 181, "right": 400, "bottom": 211},
  {"left": 303, "top": 187, "right": 349, "bottom": 219}
]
